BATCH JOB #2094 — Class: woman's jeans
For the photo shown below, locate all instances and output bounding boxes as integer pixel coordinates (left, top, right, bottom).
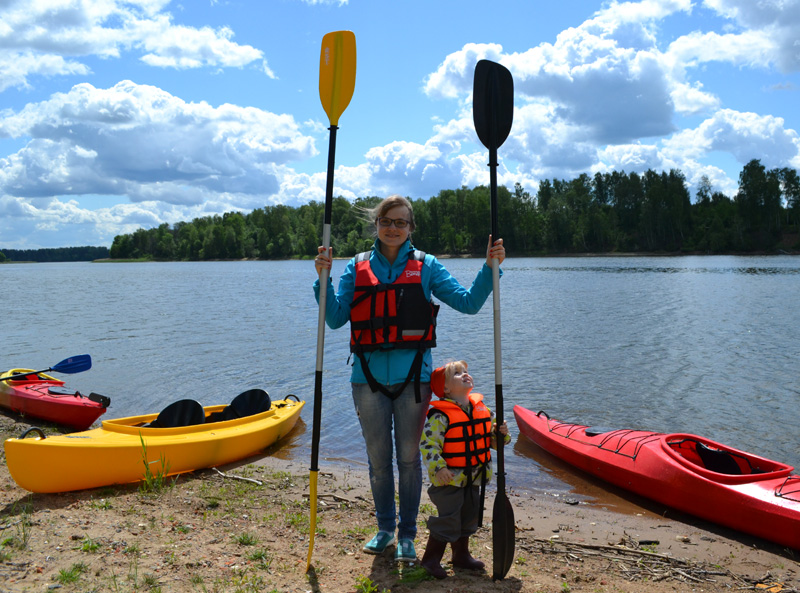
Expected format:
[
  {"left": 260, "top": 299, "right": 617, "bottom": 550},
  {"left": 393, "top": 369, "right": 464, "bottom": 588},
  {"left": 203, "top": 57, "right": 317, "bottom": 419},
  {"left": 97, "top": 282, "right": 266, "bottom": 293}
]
[{"left": 352, "top": 382, "right": 432, "bottom": 541}]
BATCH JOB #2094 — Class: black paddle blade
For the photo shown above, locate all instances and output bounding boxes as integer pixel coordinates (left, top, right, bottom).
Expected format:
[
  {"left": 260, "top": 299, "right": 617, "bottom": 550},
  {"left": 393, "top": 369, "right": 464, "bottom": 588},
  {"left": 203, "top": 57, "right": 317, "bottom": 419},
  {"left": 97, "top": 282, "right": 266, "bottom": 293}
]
[
  {"left": 473, "top": 59, "right": 514, "bottom": 151},
  {"left": 492, "top": 491, "right": 515, "bottom": 580},
  {"left": 51, "top": 354, "right": 92, "bottom": 375}
]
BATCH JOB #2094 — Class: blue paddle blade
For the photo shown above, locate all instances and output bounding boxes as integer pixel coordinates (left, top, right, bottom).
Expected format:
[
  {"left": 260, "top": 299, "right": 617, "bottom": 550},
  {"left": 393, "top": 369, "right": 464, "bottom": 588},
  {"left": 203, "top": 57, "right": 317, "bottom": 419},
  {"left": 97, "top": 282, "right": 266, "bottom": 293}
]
[{"left": 51, "top": 354, "right": 92, "bottom": 375}]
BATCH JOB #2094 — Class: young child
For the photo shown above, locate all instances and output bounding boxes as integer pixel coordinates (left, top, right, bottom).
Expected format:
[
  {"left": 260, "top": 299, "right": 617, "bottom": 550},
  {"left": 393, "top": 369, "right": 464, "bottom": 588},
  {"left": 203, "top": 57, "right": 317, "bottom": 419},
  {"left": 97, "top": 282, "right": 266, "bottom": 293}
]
[{"left": 419, "top": 360, "right": 510, "bottom": 579}]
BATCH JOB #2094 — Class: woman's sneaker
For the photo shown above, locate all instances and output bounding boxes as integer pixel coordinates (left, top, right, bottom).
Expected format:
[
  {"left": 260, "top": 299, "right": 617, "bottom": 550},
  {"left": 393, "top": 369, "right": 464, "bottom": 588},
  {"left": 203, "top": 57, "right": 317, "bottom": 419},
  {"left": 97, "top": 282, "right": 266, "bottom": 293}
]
[
  {"left": 395, "top": 538, "right": 417, "bottom": 562},
  {"left": 362, "top": 531, "right": 396, "bottom": 554}
]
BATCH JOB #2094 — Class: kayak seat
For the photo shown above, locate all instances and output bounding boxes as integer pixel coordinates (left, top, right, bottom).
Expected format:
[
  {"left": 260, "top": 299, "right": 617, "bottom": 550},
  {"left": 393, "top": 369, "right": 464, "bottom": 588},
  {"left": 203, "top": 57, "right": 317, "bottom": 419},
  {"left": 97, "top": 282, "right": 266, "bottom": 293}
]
[
  {"left": 230, "top": 389, "right": 271, "bottom": 417},
  {"left": 206, "top": 389, "right": 271, "bottom": 423},
  {"left": 148, "top": 399, "right": 205, "bottom": 428},
  {"left": 696, "top": 442, "right": 746, "bottom": 475}
]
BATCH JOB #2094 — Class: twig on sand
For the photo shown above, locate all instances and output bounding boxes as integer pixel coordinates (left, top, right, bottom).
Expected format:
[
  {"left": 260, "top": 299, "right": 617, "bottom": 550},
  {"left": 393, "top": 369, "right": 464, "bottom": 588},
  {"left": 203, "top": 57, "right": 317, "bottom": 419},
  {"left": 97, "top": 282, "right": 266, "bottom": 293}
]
[
  {"left": 521, "top": 536, "right": 798, "bottom": 590},
  {"left": 211, "top": 467, "right": 263, "bottom": 485},
  {"left": 301, "top": 493, "right": 357, "bottom": 504}
]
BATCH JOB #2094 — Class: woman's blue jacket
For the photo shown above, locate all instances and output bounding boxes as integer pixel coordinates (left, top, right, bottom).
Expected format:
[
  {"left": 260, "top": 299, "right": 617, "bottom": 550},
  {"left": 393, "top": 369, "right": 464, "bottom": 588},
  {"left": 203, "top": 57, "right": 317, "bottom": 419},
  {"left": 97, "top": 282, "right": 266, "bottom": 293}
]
[{"left": 313, "top": 239, "right": 499, "bottom": 386}]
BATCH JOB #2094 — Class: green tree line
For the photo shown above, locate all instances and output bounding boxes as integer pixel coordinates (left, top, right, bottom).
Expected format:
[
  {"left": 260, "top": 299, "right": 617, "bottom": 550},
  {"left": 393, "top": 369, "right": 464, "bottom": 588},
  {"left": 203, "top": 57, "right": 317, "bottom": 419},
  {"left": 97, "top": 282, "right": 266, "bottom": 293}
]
[
  {"left": 110, "top": 159, "right": 800, "bottom": 260},
  {"left": 6, "top": 159, "right": 797, "bottom": 263},
  {"left": 0, "top": 246, "right": 109, "bottom": 262}
]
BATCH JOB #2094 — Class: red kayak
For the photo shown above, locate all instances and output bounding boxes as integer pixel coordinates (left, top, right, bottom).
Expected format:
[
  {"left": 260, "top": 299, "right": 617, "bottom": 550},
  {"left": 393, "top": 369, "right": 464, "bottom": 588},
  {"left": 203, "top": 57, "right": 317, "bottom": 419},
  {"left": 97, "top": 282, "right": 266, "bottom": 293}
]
[
  {"left": 0, "top": 369, "right": 110, "bottom": 431},
  {"left": 513, "top": 405, "right": 800, "bottom": 550}
]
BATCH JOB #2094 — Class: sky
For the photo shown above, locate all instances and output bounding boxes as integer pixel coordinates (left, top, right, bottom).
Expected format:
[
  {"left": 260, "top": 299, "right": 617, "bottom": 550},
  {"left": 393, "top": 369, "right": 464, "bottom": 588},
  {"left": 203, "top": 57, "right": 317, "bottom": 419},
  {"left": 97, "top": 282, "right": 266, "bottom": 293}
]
[{"left": 0, "top": 0, "right": 799, "bottom": 250}]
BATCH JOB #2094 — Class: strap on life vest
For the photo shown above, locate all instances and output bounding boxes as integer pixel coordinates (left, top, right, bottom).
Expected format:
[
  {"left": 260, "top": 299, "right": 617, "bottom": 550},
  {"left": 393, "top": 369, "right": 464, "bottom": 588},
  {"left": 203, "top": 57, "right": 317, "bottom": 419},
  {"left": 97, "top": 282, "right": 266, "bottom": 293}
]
[{"left": 357, "top": 348, "right": 426, "bottom": 401}]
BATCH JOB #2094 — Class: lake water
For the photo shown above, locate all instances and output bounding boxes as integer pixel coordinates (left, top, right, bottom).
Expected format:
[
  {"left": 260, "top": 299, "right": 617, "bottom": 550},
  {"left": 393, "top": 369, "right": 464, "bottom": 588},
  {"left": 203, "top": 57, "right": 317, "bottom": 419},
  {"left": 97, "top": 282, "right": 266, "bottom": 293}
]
[{"left": 2, "top": 256, "right": 798, "bottom": 499}]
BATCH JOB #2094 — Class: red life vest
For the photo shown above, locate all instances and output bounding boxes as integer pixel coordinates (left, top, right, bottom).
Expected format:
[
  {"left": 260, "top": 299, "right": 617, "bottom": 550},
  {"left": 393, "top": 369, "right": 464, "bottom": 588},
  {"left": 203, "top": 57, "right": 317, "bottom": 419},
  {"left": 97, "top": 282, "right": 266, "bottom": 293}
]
[
  {"left": 428, "top": 393, "right": 492, "bottom": 469},
  {"left": 350, "top": 250, "right": 438, "bottom": 352}
]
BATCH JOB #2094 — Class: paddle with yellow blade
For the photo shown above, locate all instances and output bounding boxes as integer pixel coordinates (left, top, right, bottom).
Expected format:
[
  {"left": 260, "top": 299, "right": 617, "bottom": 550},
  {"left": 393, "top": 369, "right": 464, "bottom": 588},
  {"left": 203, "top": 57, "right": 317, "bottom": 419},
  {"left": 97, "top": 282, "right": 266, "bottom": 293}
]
[
  {"left": 306, "top": 30, "right": 356, "bottom": 573},
  {"left": 472, "top": 58, "right": 514, "bottom": 581}
]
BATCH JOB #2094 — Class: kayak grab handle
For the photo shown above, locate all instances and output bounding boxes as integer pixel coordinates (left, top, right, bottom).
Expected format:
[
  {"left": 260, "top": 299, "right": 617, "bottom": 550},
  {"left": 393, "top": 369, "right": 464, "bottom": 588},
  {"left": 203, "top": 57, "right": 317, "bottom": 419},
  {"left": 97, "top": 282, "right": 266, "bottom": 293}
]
[
  {"left": 18, "top": 427, "right": 46, "bottom": 440},
  {"left": 536, "top": 410, "right": 550, "bottom": 420},
  {"left": 88, "top": 392, "right": 111, "bottom": 408}
]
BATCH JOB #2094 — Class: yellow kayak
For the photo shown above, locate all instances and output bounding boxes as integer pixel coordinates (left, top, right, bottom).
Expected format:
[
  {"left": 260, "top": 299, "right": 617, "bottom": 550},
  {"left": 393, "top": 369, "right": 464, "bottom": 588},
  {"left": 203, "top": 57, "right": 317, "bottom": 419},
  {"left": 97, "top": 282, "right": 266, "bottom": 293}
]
[{"left": 4, "top": 393, "right": 304, "bottom": 493}]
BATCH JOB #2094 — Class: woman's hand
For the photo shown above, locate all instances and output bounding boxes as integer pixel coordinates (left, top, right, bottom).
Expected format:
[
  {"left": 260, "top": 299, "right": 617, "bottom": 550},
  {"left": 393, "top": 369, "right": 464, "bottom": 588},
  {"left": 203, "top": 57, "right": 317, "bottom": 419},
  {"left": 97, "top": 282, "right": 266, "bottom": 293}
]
[
  {"left": 486, "top": 235, "right": 505, "bottom": 266},
  {"left": 435, "top": 466, "right": 454, "bottom": 486},
  {"left": 314, "top": 246, "right": 332, "bottom": 277}
]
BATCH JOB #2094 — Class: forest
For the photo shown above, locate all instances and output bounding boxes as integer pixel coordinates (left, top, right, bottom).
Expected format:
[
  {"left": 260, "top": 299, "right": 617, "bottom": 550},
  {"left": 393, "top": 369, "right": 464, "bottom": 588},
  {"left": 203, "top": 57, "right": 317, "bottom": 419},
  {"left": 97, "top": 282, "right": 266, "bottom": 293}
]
[
  {"left": 107, "top": 159, "right": 800, "bottom": 261},
  {"left": 0, "top": 245, "right": 109, "bottom": 263},
  {"left": 3, "top": 159, "right": 798, "bottom": 263}
]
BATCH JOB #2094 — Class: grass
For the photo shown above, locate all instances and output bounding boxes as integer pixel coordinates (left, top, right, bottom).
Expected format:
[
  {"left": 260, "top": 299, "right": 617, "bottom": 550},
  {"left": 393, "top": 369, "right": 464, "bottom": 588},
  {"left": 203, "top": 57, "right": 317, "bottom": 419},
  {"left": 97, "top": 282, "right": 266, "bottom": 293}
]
[
  {"left": 234, "top": 532, "right": 259, "bottom": 546},
  {"left": 393, "top": 564, "right": 431, "bottom": 585},
  {"left": 345, "top": 525, "right": 372, "bottom": 539},
  {"left": 355, "top": 574, "right": 390, "bottom": 593},
  {"left": 56, "top": 562, "right": 88, "bottom": 585},
  {"left": 247, "top": 548, "right": 273, "bottom": 569},
  {"left": 139, "top": 433, "right": 172, "bottom": 494},
  {"left": 79, "top": 537, "right": 102, "bottom": 553},
  {"left": 89, "top": 497, "right": 113, "bottom": 510},
  {"left": 0, "top": 500, "right": 32, "bottom": 555}
]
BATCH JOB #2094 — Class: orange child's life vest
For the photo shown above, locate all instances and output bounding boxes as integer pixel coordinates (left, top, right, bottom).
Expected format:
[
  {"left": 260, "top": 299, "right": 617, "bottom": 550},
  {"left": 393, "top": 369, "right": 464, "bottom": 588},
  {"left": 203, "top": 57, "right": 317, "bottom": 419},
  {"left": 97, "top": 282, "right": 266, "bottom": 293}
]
[
  {"left": 349, "top": 250, "right": 438, "bottom": 353},
  {"left": 428, "top": 393, "right": 493, "bottom": 469}
]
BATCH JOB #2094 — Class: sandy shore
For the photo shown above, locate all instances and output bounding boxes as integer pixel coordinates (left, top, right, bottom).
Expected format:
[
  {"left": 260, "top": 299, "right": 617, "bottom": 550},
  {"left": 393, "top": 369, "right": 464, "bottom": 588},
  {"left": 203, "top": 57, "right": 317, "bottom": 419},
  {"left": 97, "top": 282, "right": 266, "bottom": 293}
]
[{"left": 1, "top": 412, "right": 797, "bottom": 593}]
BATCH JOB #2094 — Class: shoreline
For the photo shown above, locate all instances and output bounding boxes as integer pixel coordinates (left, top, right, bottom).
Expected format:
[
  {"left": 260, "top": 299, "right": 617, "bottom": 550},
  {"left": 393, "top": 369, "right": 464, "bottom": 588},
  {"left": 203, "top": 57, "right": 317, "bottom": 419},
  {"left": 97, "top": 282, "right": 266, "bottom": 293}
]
[{"left": 1, "top": 413, "right": 797, "bottom": 592}]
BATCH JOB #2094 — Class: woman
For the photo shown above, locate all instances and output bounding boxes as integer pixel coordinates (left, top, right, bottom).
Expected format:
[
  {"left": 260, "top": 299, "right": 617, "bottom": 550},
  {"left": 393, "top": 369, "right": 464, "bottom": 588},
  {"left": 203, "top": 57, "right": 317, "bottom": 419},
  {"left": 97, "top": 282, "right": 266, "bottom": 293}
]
[{"left": 313, "top": 194, "right": 504, "bottom": 563}]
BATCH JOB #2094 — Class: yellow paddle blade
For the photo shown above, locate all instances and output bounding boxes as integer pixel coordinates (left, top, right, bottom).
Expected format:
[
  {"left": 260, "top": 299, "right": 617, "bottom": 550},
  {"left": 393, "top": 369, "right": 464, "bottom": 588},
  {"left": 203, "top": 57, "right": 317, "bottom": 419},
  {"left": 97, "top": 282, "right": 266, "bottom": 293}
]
[
  {"left": 319, "top": 31, "right": 356, "bottom": 126},
  {"left": 305, "top": 470, "right": 319, "bottom": 572}
]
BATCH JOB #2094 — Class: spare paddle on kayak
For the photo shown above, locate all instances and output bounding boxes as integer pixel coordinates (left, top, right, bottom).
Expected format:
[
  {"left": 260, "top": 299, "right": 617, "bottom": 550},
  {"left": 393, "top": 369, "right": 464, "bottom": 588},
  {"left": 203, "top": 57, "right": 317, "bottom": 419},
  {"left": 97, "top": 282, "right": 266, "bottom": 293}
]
[
  {"left": 0, "top": 355, "right": 108, "bottom": 431},
  {"left": 472, "top": 58, "right": 515, "bottom": 581},
  {"left": 307, "top": 29, "right": 356, "bottom": 574},
  {"left": 0, "top": 354, "right": 92, "bottom": 382}
]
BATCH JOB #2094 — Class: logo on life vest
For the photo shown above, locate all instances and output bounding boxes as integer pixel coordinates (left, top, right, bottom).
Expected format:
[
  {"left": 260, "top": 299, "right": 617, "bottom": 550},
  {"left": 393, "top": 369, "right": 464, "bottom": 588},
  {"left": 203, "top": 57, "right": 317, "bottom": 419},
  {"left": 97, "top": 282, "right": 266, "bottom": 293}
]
[{"left": 405, "top": 270, "right": 421, "bottom": 278}]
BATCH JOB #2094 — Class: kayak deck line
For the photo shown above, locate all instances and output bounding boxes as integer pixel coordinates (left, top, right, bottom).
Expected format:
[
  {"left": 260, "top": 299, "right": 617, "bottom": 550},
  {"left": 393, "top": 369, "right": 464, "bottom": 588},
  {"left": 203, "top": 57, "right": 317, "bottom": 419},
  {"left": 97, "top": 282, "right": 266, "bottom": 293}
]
[
  {"left": 776, "top": 475, "right": 800, "bottom": 502},
  {"left": 538, "top": 410, "right": 794, "bottom": 483}
]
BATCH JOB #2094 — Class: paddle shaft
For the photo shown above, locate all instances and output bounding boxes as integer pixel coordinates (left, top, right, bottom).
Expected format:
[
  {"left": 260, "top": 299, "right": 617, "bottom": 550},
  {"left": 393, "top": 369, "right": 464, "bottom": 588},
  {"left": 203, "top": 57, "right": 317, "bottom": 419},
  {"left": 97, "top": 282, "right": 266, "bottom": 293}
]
[
  {"left": 489, "top": 145, "right": 506, "bottom": 486},
  {"left": 311, "top": 125, "right": 337, "bottom": 474},
  {"left": 0, "top": 369, "right": 50, "bottom": 382}
]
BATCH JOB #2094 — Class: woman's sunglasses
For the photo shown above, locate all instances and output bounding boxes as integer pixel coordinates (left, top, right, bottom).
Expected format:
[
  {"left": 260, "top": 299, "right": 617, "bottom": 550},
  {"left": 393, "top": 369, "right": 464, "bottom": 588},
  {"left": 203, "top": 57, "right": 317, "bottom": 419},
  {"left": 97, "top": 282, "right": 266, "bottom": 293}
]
[{"left": 376, "top": 217, "right": 410, "bottom": 229}]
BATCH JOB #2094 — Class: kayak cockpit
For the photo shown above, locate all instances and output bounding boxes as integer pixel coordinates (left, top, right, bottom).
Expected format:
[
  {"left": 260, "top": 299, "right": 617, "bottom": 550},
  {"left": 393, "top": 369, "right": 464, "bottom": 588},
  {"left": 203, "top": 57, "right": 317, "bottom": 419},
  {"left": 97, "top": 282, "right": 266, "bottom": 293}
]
[
  {"left": 661, "top": 434, "right": 793, "bottom": 483},
  {"left": 2, "top": 369, "right": 61, "bottom": 384}
]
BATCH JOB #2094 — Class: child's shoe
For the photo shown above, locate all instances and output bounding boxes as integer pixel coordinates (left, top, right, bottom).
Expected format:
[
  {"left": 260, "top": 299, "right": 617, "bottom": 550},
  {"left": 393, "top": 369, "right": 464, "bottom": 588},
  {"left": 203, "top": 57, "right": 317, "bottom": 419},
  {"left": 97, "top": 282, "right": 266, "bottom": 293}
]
[
  {"left": 420, "top": 535, "right": 448, "bottom": 579},
  {"left": 451, "top": 536, "right": 485, "bottom": 570}
]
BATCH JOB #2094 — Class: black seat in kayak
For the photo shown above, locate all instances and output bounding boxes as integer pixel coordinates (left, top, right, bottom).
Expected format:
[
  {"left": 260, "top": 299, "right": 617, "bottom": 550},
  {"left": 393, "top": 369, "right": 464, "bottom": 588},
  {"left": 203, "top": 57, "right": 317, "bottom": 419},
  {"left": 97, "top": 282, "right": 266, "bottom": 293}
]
[
  {"left": 207, "top": 389, "right": 271, "bottom": 423},
  {"left": 231, "top": 389, "right": 271, "bottom": 417},
  {"left": 696, "top": 441, "right": 744, "bottom": 475},
  {"left": 148, "top": 399, "right": 205, "bottom": 428}
]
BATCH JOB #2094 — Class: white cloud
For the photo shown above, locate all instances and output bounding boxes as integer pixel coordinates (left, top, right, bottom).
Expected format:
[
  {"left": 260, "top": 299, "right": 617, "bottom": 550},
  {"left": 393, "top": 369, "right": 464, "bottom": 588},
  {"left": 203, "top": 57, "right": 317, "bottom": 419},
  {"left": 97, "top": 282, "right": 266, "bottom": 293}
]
[
  {"left": 664, "top": 109, "right": 800, "bottom": 169},
  {"left": 0, "top": 0, "right": 266, "bottom": 91},
  {"left": 0, "top": 81, "right": 317, "bottom": 205},
  {"left": 704, "top": 0, "right": 800, "bottom": 71},
  {"left": 423, "top": 43, "right": 505, "bottom": 100}
]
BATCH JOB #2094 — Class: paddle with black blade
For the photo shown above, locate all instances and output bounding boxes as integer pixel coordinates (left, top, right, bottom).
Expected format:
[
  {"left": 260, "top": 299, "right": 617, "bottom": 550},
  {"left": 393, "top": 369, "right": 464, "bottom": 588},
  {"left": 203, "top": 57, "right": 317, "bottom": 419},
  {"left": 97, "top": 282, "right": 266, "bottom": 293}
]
[
  {"left": 306, "top": 30, "right": 356, "bottom": 574},
  {"left": 472, "top": 58, "right": 514, "bottom": 581},
  {"left": 0, "top": 354, "right": 92, "bottom": 382}
]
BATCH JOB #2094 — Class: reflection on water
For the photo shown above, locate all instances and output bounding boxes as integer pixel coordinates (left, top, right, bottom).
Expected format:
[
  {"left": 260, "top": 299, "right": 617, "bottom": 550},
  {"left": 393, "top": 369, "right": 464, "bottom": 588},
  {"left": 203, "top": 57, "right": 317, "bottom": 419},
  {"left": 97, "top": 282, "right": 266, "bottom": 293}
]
[{"left": 261, "top": 417, "right": 307, "bottom": 461}]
